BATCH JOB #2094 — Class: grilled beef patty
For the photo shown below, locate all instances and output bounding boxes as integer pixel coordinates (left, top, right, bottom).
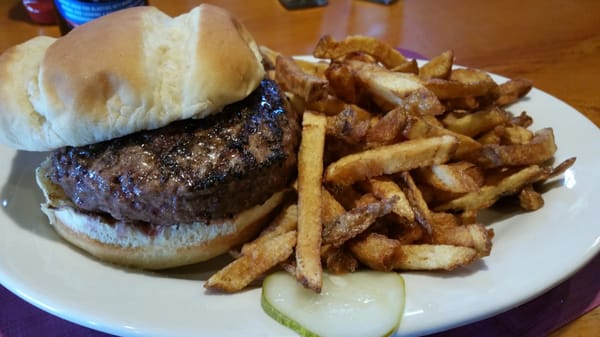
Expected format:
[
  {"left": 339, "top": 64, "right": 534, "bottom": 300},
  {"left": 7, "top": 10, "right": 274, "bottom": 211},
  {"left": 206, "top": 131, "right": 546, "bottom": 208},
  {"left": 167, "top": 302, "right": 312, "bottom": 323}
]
[{"left": 47, "top": 79, "right": 299, "bottom": 226}]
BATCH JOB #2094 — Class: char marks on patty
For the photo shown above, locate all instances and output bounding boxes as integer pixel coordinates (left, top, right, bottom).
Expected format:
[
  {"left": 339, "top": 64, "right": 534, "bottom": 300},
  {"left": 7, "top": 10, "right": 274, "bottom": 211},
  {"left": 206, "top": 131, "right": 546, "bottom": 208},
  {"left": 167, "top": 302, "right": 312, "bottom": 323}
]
[{"left": 48, "top": 79, "right": 299, "bottom": 225}]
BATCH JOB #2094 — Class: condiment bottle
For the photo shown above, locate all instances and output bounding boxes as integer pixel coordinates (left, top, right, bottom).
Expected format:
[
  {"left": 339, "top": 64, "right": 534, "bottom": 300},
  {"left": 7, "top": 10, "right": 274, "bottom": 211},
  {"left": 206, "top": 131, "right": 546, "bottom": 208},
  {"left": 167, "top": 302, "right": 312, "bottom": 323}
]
[{"left": 53, "top": 0, "right": 149, "bottom": 35}]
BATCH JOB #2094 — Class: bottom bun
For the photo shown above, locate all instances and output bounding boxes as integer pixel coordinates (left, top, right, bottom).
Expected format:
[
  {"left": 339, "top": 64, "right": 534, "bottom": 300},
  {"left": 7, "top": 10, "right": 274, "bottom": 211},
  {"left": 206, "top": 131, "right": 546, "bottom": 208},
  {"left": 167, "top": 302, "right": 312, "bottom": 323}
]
[{"left": 35, "top": 158, "right": 285, "bottom": 270}]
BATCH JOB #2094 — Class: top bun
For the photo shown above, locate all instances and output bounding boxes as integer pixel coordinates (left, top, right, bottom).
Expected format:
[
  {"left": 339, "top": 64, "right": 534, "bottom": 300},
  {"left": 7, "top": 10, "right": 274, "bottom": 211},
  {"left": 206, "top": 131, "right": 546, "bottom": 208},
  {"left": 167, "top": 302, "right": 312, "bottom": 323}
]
[{"left": 0, "top": 5, "right": 264, "bottom": 151}]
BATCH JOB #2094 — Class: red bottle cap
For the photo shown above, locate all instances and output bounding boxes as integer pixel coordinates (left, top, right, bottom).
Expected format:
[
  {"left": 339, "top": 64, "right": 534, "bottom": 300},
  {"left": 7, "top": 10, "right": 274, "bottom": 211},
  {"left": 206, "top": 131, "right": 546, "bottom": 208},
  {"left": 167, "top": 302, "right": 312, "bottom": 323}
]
[{"left": 23, "top": 0, "right": 56, "bottom": 25}]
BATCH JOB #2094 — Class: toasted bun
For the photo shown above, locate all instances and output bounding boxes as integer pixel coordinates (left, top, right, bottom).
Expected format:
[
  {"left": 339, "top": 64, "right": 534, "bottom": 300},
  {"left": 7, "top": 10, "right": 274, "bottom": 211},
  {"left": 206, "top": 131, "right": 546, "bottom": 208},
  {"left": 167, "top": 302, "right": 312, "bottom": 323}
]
[
  {"left": 0, "top": 5, "right": 264, "bottom": 151},
  {"left": 35, "top": 158, "right": 285, "bottom": 270}
]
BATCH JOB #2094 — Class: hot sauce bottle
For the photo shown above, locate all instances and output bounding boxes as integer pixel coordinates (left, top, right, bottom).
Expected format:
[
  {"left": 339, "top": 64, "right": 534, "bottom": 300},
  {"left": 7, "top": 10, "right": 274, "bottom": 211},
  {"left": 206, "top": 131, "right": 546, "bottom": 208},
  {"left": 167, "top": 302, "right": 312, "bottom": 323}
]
[{"left": 53, "top": 0, "right": 149, "bottom": 35}]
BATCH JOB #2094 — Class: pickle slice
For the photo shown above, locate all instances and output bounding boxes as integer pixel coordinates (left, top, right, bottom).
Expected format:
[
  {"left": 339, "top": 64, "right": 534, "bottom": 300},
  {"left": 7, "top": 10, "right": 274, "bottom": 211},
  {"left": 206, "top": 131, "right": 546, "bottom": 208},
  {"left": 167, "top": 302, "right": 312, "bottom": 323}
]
[{"left": 261, "top": 271, "right": 405, "bottom": 337}]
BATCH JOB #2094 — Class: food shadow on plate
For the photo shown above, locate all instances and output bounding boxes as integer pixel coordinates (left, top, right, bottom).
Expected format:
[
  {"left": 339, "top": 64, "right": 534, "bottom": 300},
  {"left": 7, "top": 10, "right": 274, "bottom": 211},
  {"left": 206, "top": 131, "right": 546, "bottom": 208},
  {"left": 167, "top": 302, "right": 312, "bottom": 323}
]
[
  {"left": 152, "top": 253, "right": 234, "bottom": 281},
  {"left": 0, "top": 150, "right": 63, "bottom": 242},
  {"left": 0, "top": 150, "right": 257, "bottom": 284},
  {"left": 404, "top": 258, "right": 489, "bottom": 280}
]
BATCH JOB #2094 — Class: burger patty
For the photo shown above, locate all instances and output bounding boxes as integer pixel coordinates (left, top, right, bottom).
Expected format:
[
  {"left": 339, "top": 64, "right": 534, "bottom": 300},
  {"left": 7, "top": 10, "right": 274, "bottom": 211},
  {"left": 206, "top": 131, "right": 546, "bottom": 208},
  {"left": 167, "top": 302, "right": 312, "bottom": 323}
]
[{"left": 47, "top": 79, "right": 299, "bottom": 226}]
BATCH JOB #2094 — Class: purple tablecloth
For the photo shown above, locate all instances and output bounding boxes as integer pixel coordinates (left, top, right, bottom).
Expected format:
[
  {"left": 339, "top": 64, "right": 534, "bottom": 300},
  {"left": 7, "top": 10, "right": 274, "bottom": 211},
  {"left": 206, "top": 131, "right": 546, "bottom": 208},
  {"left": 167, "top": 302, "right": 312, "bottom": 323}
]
[{"left": 1, "top": 253, "right": 598, "bottom": 337}]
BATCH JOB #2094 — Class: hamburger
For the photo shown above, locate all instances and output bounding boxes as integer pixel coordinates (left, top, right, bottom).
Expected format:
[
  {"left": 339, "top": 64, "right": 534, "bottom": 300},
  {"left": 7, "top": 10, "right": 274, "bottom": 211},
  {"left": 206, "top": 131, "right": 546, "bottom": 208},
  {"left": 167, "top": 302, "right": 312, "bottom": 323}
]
[{"left": 0, "top": 5, "right": 300, "bottom": 269}]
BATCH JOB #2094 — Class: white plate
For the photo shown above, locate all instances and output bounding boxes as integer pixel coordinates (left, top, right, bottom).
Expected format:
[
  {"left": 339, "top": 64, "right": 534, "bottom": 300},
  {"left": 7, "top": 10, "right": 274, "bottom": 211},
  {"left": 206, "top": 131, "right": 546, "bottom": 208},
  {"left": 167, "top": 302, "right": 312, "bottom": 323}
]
[{"left": 0, "top": 70, "right": 599, "bottom": 337}]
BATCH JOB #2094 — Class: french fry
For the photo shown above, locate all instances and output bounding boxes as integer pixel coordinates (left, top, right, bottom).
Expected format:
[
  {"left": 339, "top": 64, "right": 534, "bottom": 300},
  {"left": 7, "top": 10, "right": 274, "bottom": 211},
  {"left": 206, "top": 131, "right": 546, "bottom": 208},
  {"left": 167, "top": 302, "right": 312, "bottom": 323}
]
[
  {"left": 322, "top": 197, "right": 396, "bottom": 247},
  {"left": 296, "top": 111, "right": 327, "bottom": 292},
  {"left": 321, "top": 188, "right": 346, "bottom": 224},
  {"left": 403, "top": 116, "right": 481, "bottom": 158},
  {"left": 209, "top": 37, "right": 575, "bottom": 293},
  {"left": 321, "top": 245, "right": 358, "bottom": 274},
  {"left": 205, "top": 230, "right": 297, "bottom": 293},
  {"left": 398, "top": 171, "right": 434, "bottom": 237},
  {"left": 442, "top": 107, "right": 512, "bottom": 138},
  {"left": 294, "top": 58, "right": 329, "bottom": 78},
  {"left": 325, "top": 135, "right": 458, "bottom": 186},
  {"left": 325, "top": 61, "right": 368, "bottom": 106},
  {"left": 443, "top": 96, "right": 480, "bottom": 111},
  {"left": 348, "top": 232, "right": 401, "bottom": 271},
  {"left": 306, "top": 95, "right": 347, "bottom": 116},
  {"left": 419, "top": 49, "right": 454, "bottom": 80},
  {"left": 363, "top": 177, "right": 415, "bottom": 224},
  {"left": 431, "top": 223, "right": 493, "bottom": 257},
  {"left": 242, "top": 203, "right": 298, "bottom": 255},
  {"left": 424, "top": 68, "right": 498, "bottom": 100},
  {"left": 544, "top": 157, "right": 576, "bottom": 180},
  {"left": 495, "top": 78, "right": 533, "bottom": 106},
  {"left": 276, "top": 55, "right": 328, "bottom": 102},
  {"left": 500, "top": 125, "right": 534, "bottom": 145},
  {"left": 345, "top": 60, "right": 430, "bottom": 110},
  {"left": 365, "top": 106, "right": 408, "bottom": 147},
  {"left": 390, "top": 59, "right": 420, "bottom": 74},
  {"left": 314, "top": 35, "right": 409, "bottom": 68},
  {"left": 393, "top": 244, "right": 479, "bottom": 271},
  {"left": 326, "top": 105, "right": 370, "bottom": 144},
  {"left": 468, "top": 128, "right": 557, "bottom": 168},
  {"left": 416, "top": 162, "right": 483, "bottom": 193},
  {"left": 435, "top": 164, "right": 544, "bottom": 211},
  {"left": 519, "top": 184, "right": 544, "bottom": 211}
]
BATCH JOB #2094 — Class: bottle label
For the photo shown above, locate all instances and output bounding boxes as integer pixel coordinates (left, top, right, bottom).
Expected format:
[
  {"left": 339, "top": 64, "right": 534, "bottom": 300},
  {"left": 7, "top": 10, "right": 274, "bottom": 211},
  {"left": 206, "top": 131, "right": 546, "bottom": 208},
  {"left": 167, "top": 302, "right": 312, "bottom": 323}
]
[{"left": 54, "top": 0, "right": 147, "bottom": 27}]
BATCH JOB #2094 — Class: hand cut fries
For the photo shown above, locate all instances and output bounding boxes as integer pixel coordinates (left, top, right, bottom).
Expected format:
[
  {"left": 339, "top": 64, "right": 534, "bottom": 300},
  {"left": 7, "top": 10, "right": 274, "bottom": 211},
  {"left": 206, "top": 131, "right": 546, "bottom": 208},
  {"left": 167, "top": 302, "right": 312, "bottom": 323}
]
[
  {"left": 206, "top": 35, "right": 575, "bottom": 294},
  {"left": 295, "top": 111, "right": 327, "bottom": 292},
  {"left": 314, "top": 35, "right": 410, "bottom": 69}
]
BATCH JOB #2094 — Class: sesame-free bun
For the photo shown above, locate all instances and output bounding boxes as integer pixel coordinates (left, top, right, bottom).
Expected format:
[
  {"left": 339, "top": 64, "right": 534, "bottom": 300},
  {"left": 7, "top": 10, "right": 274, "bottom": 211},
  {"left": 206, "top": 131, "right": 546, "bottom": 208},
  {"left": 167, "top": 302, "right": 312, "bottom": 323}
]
[
  {"left": 0, "top": 5, "right": 264, "bottom": 151},
  {"left": 35, "top": 157, "right": 285, "bottom": 269}
]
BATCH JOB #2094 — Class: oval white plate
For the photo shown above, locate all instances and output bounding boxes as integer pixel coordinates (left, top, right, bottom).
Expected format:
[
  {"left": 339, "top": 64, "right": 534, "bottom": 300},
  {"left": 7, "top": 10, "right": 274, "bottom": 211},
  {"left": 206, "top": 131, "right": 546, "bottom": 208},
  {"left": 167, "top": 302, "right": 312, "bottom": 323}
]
[{"left": 0, "top": 68, "right": 599, "bottom": 337}]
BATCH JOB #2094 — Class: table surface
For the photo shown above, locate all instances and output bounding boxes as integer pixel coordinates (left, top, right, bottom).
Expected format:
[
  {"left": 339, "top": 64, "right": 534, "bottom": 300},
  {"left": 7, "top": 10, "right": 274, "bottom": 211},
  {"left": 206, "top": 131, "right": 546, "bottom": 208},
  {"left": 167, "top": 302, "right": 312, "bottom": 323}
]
[{"left": 0, "top": 0, "right": 598, "bottom": 336}]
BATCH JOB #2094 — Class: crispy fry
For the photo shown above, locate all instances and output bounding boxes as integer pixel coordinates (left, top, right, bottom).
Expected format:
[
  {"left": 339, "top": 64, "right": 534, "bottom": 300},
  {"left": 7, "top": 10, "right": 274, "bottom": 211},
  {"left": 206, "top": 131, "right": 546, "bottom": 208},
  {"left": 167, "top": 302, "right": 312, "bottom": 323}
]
[
  {"left": 296, "top": 111, "right": 327, "bottom": 292},
  {"left": 510, "top": 111, "right": 534, "bottom": 128},
  {"left": 424, "top": 68, "right": 498, "bottom": 100},
  {"left": 326, "top": 105, "right": 370, "bottom": 144},
  {"left": 306, "top": 95, "right": 347, "bottom": 116},
  {"left": 500, "top": 126, "right": 534, "bottom": 145},
  {"left": 345, "top": 60, "right": 430, "bottom": 110},
  {"left": 325, "top": 61, "right": 367, "bottom": 106},
  {"left": 349, "top": 232, "right": 401, "bottom": 271},
  {"left": 365, "top": 105, "right": 409, "bottom": 147},
  {"left": 404, "top": 115, "right": 481, "bottom": 158},
  {"left": 417, "top": 162, "right": 483, "bottom": 193},
  {"left": 432, "top": 223, "right": 493, "bottom": 257},
  {"left": 394, "top": 225, "right": 424, "bottom": 244},
  {"left": 398, "top": 171, "right": 434, "bottom": 237},
  {"left": 322, "top": 188, "right": 346, "bottom": 224},
  {"left": 390, "top": 59, "right": 420, "bottom": 74},
  {"left": 321, "top": 245, "right": 359, "bottom": 274},
  {"left": 495, "top": 78, "right": 533, "bottom": 106},
  {"left": 363, "top": 177, "right": 415, "bottom": 224},
  {"left": 545, "top": 157, "right": 576, "bottom": 180},
  {"left": 443, "top": 96, "right": 480, "bottom": 111},
  {"left": 242, "top": 203, "right": 298, "bottom": 255},
  {"left": 393, "top": 244, "right": 479, "bottom": 271},
  {"left": 294, "top": 58, "right": 329, "bottom": 78},
  {"left": 468, "top": 128, "right": 557, "bottom": 168},
  {"left": 519, "top": 184, "right": 544, "bottom": 211},
  {"left": 435, "top": 165, "right": 544, "bottom": 211},
  {"left": 205, "top": 231, "right": 297, "bottom": 293},
  {"left": 322, "top": 197, "right": 396, "bottom": 247},
  {"left": 209, "top": 35, "right": 574, "bottom": 293},
  {"left": 325, "top": 135, "right": 458, "bottom": 186},
  {"left": 276, "top": 55, "right": 328, "bottom": 102},
  {"left": 442, "top": 107, "right": 512, "bottom": 138},
  {"left": 419, "top": 50, "right": 454, "bottom": 80},
  {"left": 314, "top": 34, "right": 409, "bottom": 68}
]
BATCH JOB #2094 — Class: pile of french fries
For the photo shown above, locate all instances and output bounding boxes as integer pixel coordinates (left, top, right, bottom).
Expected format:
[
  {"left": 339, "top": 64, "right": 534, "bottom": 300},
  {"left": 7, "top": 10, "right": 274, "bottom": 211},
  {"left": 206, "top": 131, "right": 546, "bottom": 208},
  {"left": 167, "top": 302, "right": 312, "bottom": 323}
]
[{"left": 205, "top": 35, "right": 575, "bottom": 293}]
